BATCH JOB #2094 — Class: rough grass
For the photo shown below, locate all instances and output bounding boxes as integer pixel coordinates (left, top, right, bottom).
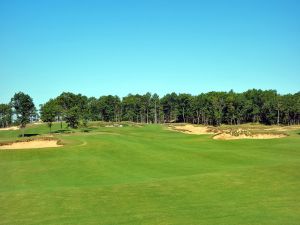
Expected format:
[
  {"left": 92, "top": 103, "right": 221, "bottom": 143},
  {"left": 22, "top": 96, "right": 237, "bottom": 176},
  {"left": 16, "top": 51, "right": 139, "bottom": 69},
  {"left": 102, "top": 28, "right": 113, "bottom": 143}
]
[{"left": 0, "top": 123, "right": 300, "bottom": 224}]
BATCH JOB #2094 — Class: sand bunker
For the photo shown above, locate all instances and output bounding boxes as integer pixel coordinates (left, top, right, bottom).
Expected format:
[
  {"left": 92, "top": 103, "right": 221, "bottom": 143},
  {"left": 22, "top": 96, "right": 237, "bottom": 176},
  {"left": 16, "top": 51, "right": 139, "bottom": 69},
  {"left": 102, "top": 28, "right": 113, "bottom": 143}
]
[
  {"left": 170, "top": 124, "right": 288, "bottom": 140},
  {"left": 213, "top": 133, "right": 287, "bottom": 140},
  {"left": 0, "top": 140, "right": 62, "bottom": 150},
  {"left": 0, "top": 126, "right": 19, "bottom": 131},
  {"left": 171, "top": 124, "right": 215, "bottom": 135},
  {"left": 264, "top": 126, "right": 300, "bottom": 132}
]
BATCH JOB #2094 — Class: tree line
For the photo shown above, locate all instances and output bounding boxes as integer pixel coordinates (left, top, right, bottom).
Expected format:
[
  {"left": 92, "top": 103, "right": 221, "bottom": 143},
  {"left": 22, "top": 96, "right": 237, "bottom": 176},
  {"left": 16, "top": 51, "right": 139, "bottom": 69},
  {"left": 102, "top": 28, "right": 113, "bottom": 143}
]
[
  {"left": 0, "top": 92, "right": 37, "bottom": 136},
  {"left": 0, "top": 90, "right": 299, "bottom": 131}
]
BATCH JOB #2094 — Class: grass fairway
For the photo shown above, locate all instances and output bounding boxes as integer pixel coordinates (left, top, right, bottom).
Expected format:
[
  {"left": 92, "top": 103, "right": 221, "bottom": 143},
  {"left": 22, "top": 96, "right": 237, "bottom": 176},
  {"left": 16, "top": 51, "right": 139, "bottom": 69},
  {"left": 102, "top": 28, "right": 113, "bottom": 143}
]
[{"left": 0, "top": 124, "right": 300, "bottom": 225}]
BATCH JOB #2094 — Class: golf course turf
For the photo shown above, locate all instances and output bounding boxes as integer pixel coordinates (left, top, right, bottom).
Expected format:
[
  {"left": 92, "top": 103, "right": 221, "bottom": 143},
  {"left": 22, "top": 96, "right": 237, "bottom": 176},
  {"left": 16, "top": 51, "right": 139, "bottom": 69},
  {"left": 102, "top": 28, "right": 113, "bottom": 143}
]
[{"left": 0, "top": 123, "right": 299, "bottom": 225}]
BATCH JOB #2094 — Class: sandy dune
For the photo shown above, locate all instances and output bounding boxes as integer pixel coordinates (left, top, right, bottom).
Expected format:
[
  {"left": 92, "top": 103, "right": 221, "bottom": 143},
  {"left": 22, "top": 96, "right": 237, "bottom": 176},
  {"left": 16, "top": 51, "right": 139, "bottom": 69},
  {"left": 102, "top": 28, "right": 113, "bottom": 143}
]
[
  {"left": 213, "top": 133, "right": 287, "bottom": 140},
  {"left": 170, "top": 124, "right": 288, "bottom": 140}
]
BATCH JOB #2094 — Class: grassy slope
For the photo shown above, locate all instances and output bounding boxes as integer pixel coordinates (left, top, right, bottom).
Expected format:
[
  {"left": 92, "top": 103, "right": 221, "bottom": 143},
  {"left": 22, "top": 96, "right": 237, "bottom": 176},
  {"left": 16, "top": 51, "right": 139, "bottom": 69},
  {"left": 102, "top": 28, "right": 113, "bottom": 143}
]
[{"left": 0, "top": 124, "right": 299, "bottom": 225}]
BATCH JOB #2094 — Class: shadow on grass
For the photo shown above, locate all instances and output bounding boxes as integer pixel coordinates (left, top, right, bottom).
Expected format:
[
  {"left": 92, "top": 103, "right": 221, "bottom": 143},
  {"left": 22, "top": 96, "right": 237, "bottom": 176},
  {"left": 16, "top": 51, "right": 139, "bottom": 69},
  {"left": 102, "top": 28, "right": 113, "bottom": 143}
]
[
  {"left": 18, "top": 133, "right": 39, "bottom": 137},
  {"left": 52, "top": 129, "right": 72, "bottom": 134},
  {"left": 86, "top": 127, "right": 98, "bottom": 130}
]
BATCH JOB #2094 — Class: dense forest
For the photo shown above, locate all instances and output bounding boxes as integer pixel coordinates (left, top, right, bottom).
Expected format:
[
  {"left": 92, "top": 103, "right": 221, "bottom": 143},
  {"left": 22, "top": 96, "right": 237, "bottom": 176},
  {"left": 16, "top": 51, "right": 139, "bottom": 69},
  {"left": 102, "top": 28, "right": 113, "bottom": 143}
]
[{"left": 1, "top": 89, "right": 299, "bottom": 129}]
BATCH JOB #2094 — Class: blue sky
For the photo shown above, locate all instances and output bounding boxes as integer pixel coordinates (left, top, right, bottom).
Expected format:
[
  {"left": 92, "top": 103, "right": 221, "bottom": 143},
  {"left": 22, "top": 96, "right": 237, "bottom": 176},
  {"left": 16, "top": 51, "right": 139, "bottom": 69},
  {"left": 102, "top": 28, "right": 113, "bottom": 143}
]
[{"left": 0, "top": 0, "right": 299, "bottom": 106}]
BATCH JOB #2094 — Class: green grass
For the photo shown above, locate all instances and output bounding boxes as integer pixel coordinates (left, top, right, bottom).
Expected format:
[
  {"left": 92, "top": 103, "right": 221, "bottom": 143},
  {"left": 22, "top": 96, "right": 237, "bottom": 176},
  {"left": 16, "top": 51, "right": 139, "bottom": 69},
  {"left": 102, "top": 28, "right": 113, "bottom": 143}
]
[{"left": 0, "top": 123, "right": 300, "bottom": 225}]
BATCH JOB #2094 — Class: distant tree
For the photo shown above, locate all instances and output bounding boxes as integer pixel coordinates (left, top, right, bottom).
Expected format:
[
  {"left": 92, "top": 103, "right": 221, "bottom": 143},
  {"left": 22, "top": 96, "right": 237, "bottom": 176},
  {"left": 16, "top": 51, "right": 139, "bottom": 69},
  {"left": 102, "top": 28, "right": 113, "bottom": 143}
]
[
  {"left": 191, "top": 94, "right": 206, "bottom": 124},
  {"left": 276, "top": 95, "right": 283, "bottom": 126},
  {"left": 56, "top": 92, "right": 89, "bottom": 128},
  {"left": 122, "top": 94, "right": 139, "bottom": 122},
  {"left": 234, "top": 93, "right": 247, "bottom": 125},
  {"left": 98, "top": 95, "right": 120, "bottom": 122},
  {"left": 206, "top": 92, "right": 226, "bottom": 126},
  {"left": 40, "top": 99, "right": 60, "bottom": 132},
  {"left": 142, "top": 92, "right": 152, "bottom": 124},
  {"left": 65, "top": 106, "right": 80, "bottom": 128},
  {"left": 56, "top": 92, "right": 78, "bottom": 128},
  {"left": 161, "top": 92, "right": 178, "bottom": 123},
  {"left": 177, "top": 93, "right": 192, "bottom": 123},
  {"left": 261, "top": 90, "right": 277, "bottom": 125},
  {"left": 10, "top": 92, "right": 35, "bottom": 137},
  {"left": 244, "top": 89, "right": 264, "bottom": 123},
  {"left": 281, "top": 93, "right": 300, "bottom": 125},
  {"left": 0, "top": 104, "right": 12, "bottom": 128},
  {"left": 151, "top": 93, "right": 160, "bottom": 124},
  {"left": 112, "top": 96, "right": 122, "bottom": 122},
  {"left": 294, "top": 92, "right": 300, "bottom": 125},
  {"left": 87, "top": 97, "right": 101, "bottom": 121}
]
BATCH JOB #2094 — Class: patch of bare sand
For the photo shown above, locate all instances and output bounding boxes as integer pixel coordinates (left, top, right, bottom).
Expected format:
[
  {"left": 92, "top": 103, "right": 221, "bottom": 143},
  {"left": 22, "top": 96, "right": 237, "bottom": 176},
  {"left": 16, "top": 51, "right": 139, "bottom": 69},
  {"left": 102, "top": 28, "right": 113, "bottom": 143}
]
[
  {"left": 0, "top": 140, "right": 62, "bottom": 150},
  {"left": 33, "top": 122, "right": 43, "bottom": 125},
  {"left": 169, "top": 124, "right": 289, "bottom": 140},
  {"left": 0, "top": 126, "right": 19, "bottom": 131},
  {"left": 213, "top": 133, "right": 287, "bottom": 140},
  {"left": 170, "top": 124, "right": 215, "bottom": 135},
  {"left": 264, "top": 126, "right": 300, "bottom": 132}
]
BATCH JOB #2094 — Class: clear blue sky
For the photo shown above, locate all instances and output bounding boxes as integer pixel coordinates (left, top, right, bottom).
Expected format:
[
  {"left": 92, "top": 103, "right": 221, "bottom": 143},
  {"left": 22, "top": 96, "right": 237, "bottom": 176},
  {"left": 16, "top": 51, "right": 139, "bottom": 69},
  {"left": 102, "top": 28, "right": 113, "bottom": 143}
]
[{"left": 0, "top": 0, "right": 299, "bottom": 106}]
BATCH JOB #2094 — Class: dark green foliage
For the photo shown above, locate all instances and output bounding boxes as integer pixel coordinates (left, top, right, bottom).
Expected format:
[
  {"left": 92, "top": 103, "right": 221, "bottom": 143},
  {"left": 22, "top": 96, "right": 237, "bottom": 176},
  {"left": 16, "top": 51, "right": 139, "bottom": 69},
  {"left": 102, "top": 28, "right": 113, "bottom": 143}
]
[
  {"left": 52, "top": 90, "right": 300, "bottom": 126},
  {"left": 177, "top": 93, "right": 192, "bottom": 123},
  {"left": 0, "top": 104, "right": 12, "bottom": 128},
  {"left": 161, "top": 92, "right": 179, "bottom": 122},
  {"left": 40, "top": 99, "right": 60, "bottom": 132},
  {"left": 98, "top": 95, "right": 121, "bottom": 122},
  {"left": 65, "top": 106, "right": 80, "bottom": 128},
  {"left": 2, "top": 90, "right": 300, "bottom": 129},
  {"left": 10, "top": 92, "right": 35, "bottom": 136},
  {"left": 122, "top": 94, "right": 143, "bottom": 122},
  {"left": 56, "top": 92, "right": 88, "bottom": 128}
]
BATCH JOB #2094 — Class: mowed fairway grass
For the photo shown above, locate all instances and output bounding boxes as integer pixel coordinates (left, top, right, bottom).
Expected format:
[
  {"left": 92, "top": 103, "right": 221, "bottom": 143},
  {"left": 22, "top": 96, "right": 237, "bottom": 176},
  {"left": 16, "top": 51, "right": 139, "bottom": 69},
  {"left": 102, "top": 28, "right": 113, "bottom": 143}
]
[{"left": 0, "top": 124, "right": 300, "bottom": 225}]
